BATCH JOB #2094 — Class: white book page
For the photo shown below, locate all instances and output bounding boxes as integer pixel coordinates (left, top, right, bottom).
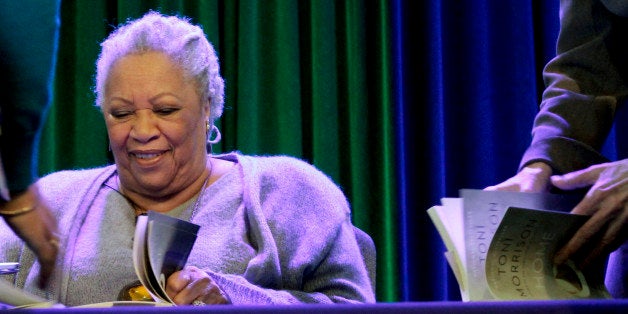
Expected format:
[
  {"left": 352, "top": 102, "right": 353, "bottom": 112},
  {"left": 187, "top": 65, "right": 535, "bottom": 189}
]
[
  {"left": 132, "top": 215, "right": 163, "bottom": 302},
  {"left": 0, "top": 280, "right": 54, "bottom": 308},
  {"left": 440, "top": 197, "right": 465, "bottom": 273}
]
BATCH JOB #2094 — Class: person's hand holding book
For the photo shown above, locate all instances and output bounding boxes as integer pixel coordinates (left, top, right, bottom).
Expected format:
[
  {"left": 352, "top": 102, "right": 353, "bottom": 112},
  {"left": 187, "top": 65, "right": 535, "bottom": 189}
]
[
  {"left": 485, "top": 162, "right": 553, "bottom": 193},
  {"left": 551, "top": 159, "right": 628, "bottom": 269},
  {"left": 487, "top": 159, "right": 628, "bottom": 275},
  {"left": 165, "top": 266, "right": 230, "bottom": 305}
]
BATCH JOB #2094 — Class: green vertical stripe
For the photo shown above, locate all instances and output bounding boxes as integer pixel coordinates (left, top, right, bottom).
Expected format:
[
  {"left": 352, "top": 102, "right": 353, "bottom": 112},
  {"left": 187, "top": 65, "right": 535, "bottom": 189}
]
[
  {"left": 375, "top": 0, "right": 399, "bottom": 302},
  {"left": 307, "top": 0, "right": 341, "bottom": 180}
]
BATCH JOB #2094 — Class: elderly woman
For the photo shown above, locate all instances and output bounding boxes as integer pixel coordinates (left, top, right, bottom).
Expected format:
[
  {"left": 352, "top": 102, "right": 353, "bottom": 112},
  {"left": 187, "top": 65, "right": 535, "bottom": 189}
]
[{"left": 0, "top": 12, "right": 374, "bottom": 306}]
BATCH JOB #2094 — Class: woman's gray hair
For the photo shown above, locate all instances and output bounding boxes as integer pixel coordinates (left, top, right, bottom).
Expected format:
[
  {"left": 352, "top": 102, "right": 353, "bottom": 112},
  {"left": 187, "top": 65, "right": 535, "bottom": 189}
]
[{"left": 94, "top": 11, "right": 225, "bottom": 124}]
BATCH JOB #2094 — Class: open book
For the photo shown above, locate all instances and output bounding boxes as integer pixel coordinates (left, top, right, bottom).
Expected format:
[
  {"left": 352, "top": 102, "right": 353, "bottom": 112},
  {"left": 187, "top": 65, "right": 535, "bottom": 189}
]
[
  {"left": 427, "top": 189, "right": 610, "bottom": 301},
  {"left": 132, "top": 211, "right": 200, "bottom": 304},
  {"left": 0, "top": 211, "right": 200, "bottom": 308}
]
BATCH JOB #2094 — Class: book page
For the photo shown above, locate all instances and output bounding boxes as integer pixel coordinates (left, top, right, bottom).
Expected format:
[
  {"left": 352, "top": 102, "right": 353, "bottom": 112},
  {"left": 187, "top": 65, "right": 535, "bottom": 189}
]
[
  {"left": 132, "top": 215, "right": 164, "bottom": 302},
  {"left": 74, "top": 301, "right": 174, "bottom": 308},
  {"left": 460, "top": 189, "right": 581, "bottom": 300},
  {"left": 145, "top": 211, "right": 200, "bottom": 303},
  {"left": 427, "top": 198, "right": 468, "bottom": 300},
  {"left": 485, "top": 207, "right": 610, "bottom": 300},
  {"left": 440, "top": 198, "right": 465, "bottom": 268},
  {"left": 0, "top": 279, "right": 55, "bottom": 308}
]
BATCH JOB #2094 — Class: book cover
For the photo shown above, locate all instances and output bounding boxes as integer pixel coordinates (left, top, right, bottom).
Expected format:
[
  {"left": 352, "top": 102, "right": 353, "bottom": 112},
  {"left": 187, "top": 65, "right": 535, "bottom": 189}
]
[
  {"left": 428, "top": 189, "right": 610, "bottom": 301},
  {"left": 485, "top": 207, "right": 609, "bottom": 300}
]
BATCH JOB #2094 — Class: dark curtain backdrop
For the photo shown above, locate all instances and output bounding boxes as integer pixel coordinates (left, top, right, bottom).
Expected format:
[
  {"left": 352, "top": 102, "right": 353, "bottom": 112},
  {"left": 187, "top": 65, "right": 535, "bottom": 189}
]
[{"left": 35, "top": 0, "right": 582, "bottom": 302}]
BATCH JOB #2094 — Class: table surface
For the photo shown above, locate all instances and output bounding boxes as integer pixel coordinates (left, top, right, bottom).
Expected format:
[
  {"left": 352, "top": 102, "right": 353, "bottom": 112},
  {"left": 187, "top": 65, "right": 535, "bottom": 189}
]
[{"left": 4, "top": 299, "right": 628, "bottom": 314}]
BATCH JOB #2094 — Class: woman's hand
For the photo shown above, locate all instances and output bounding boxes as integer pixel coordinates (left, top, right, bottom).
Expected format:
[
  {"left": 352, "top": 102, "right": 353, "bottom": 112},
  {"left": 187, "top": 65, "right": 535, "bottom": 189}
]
[
  {"left": 1, "top": 184, "right": 59, "bottom": 288},
  {"left": 166, "top": 266, "right": 230, "bottom": 306},
  {"left": 552, "top": 159, "right": 628, "bottom": 268},
  {"left": 485, "top": 162, "right": 553, "bottom": 192}
]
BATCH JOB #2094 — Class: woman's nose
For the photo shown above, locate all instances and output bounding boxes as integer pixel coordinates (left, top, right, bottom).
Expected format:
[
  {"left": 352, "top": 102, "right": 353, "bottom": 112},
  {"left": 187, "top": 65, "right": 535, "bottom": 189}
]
[{"left": 130, "top": 109, "right": 159, "bottom": 142}]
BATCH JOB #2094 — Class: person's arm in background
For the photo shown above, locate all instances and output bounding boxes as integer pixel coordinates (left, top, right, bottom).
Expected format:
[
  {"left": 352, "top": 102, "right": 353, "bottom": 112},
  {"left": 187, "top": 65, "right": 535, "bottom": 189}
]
[
  {"left": 0, "top": 0, "right": 61, "bottom": 288},
  {"left": 486, "top": 0, "right": 627, "bottom": 287}
]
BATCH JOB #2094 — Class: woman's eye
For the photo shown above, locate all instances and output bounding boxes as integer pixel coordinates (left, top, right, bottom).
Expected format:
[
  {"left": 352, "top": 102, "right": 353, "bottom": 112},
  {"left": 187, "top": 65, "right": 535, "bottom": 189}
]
[
  {"left": 155, "top": 107, "right": 179, "bottom": 115},
  {"left": 111, "top": 111, "right": 132, "bottom": 119}
]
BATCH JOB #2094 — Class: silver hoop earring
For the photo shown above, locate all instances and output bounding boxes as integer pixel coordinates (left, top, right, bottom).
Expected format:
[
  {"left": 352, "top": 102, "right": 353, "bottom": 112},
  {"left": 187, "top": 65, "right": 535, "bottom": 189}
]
[{"left": 207, "top": 124, "right": 221, "bottom": 145}]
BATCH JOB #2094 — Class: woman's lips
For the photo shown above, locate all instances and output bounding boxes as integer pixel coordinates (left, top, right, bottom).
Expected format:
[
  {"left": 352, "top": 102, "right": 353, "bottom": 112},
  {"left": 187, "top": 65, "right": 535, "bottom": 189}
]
[
  {"left": 129, "top": 150, "right": 169, "bottom": 165},
  {"left": 133, "top": 152, "right": 163, "bottom": 159}
]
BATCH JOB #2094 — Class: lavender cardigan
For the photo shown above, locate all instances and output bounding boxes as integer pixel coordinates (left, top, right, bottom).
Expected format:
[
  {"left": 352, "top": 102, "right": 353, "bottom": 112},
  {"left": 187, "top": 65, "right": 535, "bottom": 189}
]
[{"left": 0, "top": 153, "right": 375, "bottom": 306}]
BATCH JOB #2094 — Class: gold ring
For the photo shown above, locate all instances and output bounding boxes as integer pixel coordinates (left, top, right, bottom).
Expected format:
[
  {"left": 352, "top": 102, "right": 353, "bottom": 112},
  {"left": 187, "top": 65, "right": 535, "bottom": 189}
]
[{"left": 192, "top": 299, "right": 206, "bottom": 306}]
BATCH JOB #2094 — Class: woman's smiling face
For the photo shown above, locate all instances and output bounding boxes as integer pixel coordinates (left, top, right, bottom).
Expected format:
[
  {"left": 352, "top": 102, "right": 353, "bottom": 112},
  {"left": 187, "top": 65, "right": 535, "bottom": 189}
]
[{"left": 102, "top": 51, "right": 210, "bottom": 197}]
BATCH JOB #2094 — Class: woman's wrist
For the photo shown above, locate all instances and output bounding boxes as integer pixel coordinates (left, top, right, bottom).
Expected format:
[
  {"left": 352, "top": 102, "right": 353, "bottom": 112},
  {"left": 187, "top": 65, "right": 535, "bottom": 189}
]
[{"left": 0, "top": 205, "right": 36, "bottom": 217}]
